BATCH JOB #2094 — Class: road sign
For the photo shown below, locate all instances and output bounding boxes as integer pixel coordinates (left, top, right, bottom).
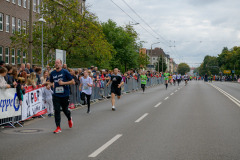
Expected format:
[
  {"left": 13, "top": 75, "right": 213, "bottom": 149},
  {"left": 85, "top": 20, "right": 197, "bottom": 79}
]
[
  {"left": 223, "top": 70, "right": 231, "bottom": 74},
  {"left": 232, "top": 70, "right": 235, "bottom": 73}
]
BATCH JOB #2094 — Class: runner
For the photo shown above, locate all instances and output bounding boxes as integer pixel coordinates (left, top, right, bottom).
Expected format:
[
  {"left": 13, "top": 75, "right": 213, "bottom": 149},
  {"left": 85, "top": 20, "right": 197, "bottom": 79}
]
[
  {"left": 176, "top": 73, "right": 181, "bottom": 86},
  {"left": 106, "top": 68, "right": 124, "bottom": 111},
  {"left": 172, "top": 73, "right": 177, "bottom": 86},
  {"left": 79, "top": 70, "right": 93, "bottom": 113},
  {"left": 183, "top": 73, "right": 188, "bottom": 86},
  {"left": 48, "top": 59, "right": 74, "bottom": 134},
  {"left": 140, "top": 71, "right": 148, "bottom": 93},
  {"left": 164, "top": 70, "right": 170, "bottom": 90}
]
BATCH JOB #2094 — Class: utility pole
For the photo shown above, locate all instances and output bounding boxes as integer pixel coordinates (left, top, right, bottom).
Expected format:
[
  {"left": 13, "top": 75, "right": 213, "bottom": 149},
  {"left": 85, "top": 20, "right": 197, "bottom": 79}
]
[
  {"left": 28, "top": 0, "right": 33, "bottom": 68},
  {"left": 162, "top": 53, "right": 163, "bottom": 72}
]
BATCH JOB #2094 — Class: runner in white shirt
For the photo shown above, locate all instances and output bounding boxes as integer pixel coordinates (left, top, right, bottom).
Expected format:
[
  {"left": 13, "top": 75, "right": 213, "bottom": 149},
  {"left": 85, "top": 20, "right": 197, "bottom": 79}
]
[
  {"left": 184, "top": 73, "right": 188, "bottom": 86},
  {"left": 79, "top": 71, "right": 93, "bottom": 113},
  {"left": 172, "top": 73, "right": 177, "bottom": 86},
  {"left": 176, "top": 73, "right": 181, "bottom": 86}
]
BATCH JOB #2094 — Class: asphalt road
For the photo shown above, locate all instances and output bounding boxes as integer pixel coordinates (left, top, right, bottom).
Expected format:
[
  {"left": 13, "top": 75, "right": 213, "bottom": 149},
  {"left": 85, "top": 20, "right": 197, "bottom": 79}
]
[{"left": 1, "top": 80, "right": 240, "bottom": 160}]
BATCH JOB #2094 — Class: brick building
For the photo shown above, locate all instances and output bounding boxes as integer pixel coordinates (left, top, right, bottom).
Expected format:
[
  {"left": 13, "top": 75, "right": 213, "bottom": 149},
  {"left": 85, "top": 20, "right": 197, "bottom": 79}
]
[
  {"left": 0, "top": 0, "right": 86, "bottom": 66},
  {"left": 0, "top": 0, "right": 41, "bottom": 66}
]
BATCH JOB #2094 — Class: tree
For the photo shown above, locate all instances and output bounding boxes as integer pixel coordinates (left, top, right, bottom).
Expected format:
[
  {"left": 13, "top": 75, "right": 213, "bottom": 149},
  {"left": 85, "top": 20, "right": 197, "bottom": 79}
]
[
  {"left": 138, "top": 50, "right": 150, "bottom": 69},
  {"left": 101, "top": 19, "right": 142, "bottom": 72},
  {"left": 177, "top": 63, "right": 190, "bottom": 75},
  {"left": 154, "top": 56, "right": 167, "bottom": 72},
  {"left": 10, "top": 0, "right": 114, "bottom": 68}
]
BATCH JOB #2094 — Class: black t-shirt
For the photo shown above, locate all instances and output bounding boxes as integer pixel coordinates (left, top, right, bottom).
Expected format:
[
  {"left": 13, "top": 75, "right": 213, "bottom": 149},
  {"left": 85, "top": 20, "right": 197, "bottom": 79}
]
[{"left": 111, "top": 74, "right": 122, "bottom": 89}]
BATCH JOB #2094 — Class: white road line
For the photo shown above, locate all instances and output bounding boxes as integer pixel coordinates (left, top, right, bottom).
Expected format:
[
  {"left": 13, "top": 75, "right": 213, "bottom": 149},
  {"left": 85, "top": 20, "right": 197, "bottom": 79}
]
[
  {"left": 154, "top": 102, "right": 162, "bottom": 108},
  {"left": 88, "top": 134, "right": 123, "bottom": 158},
  {"left": 164, "top": 97, "right": 169, "bottom": 100},
  {"left": 178, "top": 88, "right": 180, "bottom": 89},
  {"left": 209, "top": 84, "right": 240, "bottom": 107},
  {"left": 175, "top": 90, "right": 178, "bottom": 92},
  {"left": 170, "top": 93, "right": 174, "bottom": 95},
  {"left": 135, "top": 113, "right": 149, "bottom": 122}
]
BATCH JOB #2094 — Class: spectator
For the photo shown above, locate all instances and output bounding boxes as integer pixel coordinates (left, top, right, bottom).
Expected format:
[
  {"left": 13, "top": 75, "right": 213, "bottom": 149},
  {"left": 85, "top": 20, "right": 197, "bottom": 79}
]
[
  {"left": 33, "top": 66, "right": 37, "bottom": 72},
  {"left": 0, "top": 67, "right": 11, "bottom": 89},
  {"left": 12, "top": 67, "right": 18, "bottom": 82},
  {"left": 0, "top": 60, "right": 5, "bottom": 68},
  {"left": 63, "top": 63, "right": 67, "bottom": 69},
  {"left": 42, "top": 85, "right": 54, "bottom": 117},
  {"left": 5, "top": 64, "right": 17, "bottom": 87},
  {"left": 26, "top": 72, "right": 37, "bottom": 88},
  {"left": 16, "top": 77, "right": 26, "bottom": 105},
  {"left": 41, "top": 70, "right": 49, "bottom": 85},
  {"left": 26, "top": 63, "right": 34, "bottom": 73},
  {"left": 47, "top": 66, "right": 52, "bottom": 74},
  {"left": 18, "top": 63, "right": 30, "bottom": 77},
  {"left": 90, "top": 66, "right": 94, "bottom": 72},
  {"left": 35, "top": 67, "right": 42, "bottom": 86}
]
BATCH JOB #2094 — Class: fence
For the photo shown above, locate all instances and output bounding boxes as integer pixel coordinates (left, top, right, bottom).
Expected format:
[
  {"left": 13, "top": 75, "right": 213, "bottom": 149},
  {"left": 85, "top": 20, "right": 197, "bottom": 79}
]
[
  {"left": 0, "top": 76, "right": 164, "bottom": 127},
  {"left": 69, "top": 77, "right": 164, "bottom": 106}
]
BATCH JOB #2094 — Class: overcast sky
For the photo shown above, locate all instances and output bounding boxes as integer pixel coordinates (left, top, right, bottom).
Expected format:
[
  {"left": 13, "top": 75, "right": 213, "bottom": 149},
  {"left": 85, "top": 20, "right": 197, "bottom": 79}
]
[{"left": 87, "top": 0, "right": 240, "bottom": 67}]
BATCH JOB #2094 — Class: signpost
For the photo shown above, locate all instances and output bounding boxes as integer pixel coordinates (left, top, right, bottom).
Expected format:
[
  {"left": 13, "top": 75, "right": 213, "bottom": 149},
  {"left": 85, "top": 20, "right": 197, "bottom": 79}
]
[
  {"left": 55, "top": 49, "right": 66, "bottom": 64},
  {"left": 223, "top": 70, "right": 231, "bottom": 74}
]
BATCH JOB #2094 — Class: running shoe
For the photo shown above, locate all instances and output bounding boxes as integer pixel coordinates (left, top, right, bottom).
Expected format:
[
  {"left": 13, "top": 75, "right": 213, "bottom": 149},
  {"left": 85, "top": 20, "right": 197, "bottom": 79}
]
[
  {"left": 112, "top": 106, "right": 116, "bottom": 111},
  {"left": 87, "top": 110, "right": 91, "bottom": 113},
  {"left": 53, "top": 127, "right": 61, "bottom": 133},
  {"left": 68, "top": 117, "right": 73, "bottom": 128}
]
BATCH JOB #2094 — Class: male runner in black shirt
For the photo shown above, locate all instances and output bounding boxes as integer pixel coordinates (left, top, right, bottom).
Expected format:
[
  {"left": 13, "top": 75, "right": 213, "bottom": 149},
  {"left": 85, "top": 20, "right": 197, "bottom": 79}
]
[{"left": 106, "top": 68, "right": 124, "bottom": 111}]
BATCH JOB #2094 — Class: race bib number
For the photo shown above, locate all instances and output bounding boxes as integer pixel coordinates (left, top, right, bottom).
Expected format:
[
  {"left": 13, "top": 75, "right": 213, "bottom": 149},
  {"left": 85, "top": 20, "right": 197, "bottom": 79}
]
[
  {"left": 83, "top": 86, "right": 89, "bottom": 90},
  {"left": 55, "top": 86, "right": 64, "bottom": 93},
  {"left": 141, "top": 80, "right": 145, "bottom": 82}
]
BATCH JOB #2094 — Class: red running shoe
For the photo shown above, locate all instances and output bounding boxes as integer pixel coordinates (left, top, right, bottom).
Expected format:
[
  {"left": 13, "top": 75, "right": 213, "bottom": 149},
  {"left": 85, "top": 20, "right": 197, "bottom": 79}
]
[
  {"left": 68, "top": 117, "right": 73, "bottom": 128},
  {"left": 53, "top": 127, "right": 61, "bottom": 133}
]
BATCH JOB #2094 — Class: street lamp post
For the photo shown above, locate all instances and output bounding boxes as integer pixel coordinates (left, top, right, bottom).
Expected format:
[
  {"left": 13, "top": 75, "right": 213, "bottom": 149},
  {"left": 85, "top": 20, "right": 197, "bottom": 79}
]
[
  {"left": 39, "top": 17, "right": 46, "bottom": 77},
  {"left": 151, "top": 42, "right": 160, "bottom": 69}
]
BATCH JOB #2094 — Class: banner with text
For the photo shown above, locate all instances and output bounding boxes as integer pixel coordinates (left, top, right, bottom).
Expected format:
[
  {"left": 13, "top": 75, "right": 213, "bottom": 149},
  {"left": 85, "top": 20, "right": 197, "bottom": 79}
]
[
  {"left": 0, "top": 88, "right": 21, "bottom": 119},
  {"left": 22, "top": 86, "right": 47, "bottom": 120}
]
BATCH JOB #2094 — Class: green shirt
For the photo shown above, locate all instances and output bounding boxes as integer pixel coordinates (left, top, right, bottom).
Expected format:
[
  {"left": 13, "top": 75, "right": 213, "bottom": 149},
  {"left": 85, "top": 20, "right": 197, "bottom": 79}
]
[
  {"left": 140, "top": 75, "right": 148, "bottom": 84},
  {"left": 164, "top": 73, "right": 170, "bottom": 80}
]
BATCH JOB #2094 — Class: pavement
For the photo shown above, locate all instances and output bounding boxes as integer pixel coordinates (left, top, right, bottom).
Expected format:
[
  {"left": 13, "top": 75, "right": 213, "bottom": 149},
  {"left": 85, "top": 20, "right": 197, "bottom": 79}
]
[{"left": 1, "top": 80, "right": 240, "bottom": 160}]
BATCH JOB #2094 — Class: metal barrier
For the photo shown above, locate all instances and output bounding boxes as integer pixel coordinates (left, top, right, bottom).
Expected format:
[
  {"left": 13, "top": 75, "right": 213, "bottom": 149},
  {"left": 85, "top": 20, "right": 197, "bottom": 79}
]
[
  {"left": 69, "top": 77, "right": 164, "bottom": 106},
  {"left": 0, "top": 116, "right": 23, "bottom": 128}
]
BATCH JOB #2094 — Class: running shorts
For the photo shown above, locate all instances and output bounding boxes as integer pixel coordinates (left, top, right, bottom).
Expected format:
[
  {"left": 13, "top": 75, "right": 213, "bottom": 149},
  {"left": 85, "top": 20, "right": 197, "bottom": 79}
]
[{"left": 111, "top": 87, "right": 121, "bottom": 96}]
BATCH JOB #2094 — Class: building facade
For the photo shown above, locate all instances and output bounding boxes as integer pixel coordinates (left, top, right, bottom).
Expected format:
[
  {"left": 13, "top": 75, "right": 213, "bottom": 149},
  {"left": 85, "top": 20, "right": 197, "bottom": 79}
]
[
  {"left": 0, "top": 0, "right": 40, "bottom": 66},
  {"left": 0, "top": 0, "right": 86, "bottom": 66}
]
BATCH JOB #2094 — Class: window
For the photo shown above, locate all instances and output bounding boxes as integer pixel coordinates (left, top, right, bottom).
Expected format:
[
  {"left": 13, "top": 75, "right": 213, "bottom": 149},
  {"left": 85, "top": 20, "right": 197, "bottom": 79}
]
[
  {"left": 28, "top": 0, "right": 30, "bottom": 9},
  {"left": 23, "top": 0, "right": 26, "bottom": 8},
  {"left": 17, "top": 50, "right": 21, "bottom": 64},
  {"left": 11, "top": 49, "right": 15, "bottom": 64},
  {"left": 0, "top": 13, "right": 3, "bottom": 31},
  {"left": 18, "top": 0, "right": 21, "bottom": 6},
  {"left": 0, "top": 47, "right": 2, "bottom": 61},
  {"left": 33, "top": 0, "right": 36, "bottom": 12},
  {"left": 5, "top": 48, "right": 9, "bottom": 64},
  {"left": 153, "top": 58, "right": 155, "bottom": 60},
  {"left": 37, "top": 0, "right": 40, "bottom": 13},
  {"left": 12, "top": 17, "right": 15, "bottom": 33},
  {"left": 12, "top": 0, "right": 16, "bottom": 4},
  {"left": 18, "top": 19, "right": 21, "bottom": 33},
  {"left": 23, "top": 20, "right": 26, "bottom": 34},
  {"left": 23, "top": 52, "right": 26, "bottom": 63},
  {"left": 6, "top": 15, "right": 10, "bottom": 32}
]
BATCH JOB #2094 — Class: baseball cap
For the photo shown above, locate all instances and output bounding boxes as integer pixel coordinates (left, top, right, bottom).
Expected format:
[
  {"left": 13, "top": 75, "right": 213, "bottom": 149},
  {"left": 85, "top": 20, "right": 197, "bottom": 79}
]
[{"left": 0, "top": 61, "right": 5, "bottom": 65}]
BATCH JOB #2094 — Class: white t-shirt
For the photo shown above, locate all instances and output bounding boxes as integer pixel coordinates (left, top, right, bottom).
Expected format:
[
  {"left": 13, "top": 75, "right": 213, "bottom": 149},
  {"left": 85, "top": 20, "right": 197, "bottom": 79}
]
[
  {"left": 172, "top": 75, "right": 176, "bottom": 80},
  {"left": 80, "top": 76, "right": 93, "bottom": 95}
]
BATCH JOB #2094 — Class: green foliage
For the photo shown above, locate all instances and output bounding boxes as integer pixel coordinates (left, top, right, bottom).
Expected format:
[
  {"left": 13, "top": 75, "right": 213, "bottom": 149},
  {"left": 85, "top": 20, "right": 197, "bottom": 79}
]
[
  {"left": 177, "top": 63, "right": 190, "bottom": 75},
  {"left": 11, "top": 0, "right": 114, "bottom": 68},
  {"left": 101, "top": 20, "right": 144, "bottom": 71},
  {"left": 154, "top": 56, "right": 167, "bottom": 72},
  {"left": 198, "top": 46, "right": 240, "bottom": 76}
]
